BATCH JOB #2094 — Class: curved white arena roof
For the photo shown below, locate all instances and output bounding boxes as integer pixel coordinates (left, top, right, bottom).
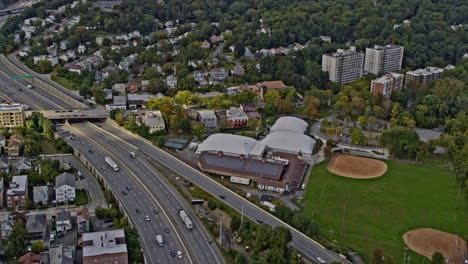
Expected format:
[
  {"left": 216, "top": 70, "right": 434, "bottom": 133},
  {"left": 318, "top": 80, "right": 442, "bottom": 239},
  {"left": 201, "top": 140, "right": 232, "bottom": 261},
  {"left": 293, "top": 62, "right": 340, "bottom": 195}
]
[
  {"left": 262, "top": 131, "right": 316, "bottom": 156},
  {"left": 270, "top": 116, "right": 308, "bottom": 134},
  {"left": 196, "top": 133, "right": 265, "bottom": 156}
]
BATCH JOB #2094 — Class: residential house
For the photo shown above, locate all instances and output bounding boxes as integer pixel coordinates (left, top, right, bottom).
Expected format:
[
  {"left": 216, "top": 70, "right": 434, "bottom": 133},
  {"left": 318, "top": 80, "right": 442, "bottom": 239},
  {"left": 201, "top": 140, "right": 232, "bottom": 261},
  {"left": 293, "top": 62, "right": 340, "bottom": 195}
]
[
  {"left": 55, "top": 172, "right": 76, "bottom": 203},
  {"left": 26, "top": 214, "right": 47, "bottom": 240},
  {"left": 96, "top": 36, "right": 104, "bottom": 46},
  {"left": 210, "top": 68, "right": 228, "bottom": 81},
  {"left": 56, "top": 210, "right": 72, "bottom": 233},
  {"left": 103, "top": 89, "right": 113, "bottom": 100},
  {"left": 59, "top": 54, "right": 70, "bottom": 62},
  {"left": 19, "top": 252, "right": 41, "bottom": 264},
  {"left": 226, "top": 107, "right": 249, "bottom": 128},
  {"left": 127, "top": 82, "right": 140, "bottom": 93},
  {"left": 166, "top": 75, "right": 178, "bottom": 89},
  {"left": 141, "top": 111, "right": 165, "bottom": 133},
  {"left": 66, "top": 50, "right": 76, "bottom": 59},
  {"left": 66, "top": 64, "right": 84, "bottom": 74},
  {"left": 49, "top": 244, "right": 75, "bottom": 264},
  {"left": 127, "top": 94, "right": 155, "bottom": 109},
  {"left": 193, "top": 71, "right": 206, "bottom": 85},
  {"left": 225, "top": 86, "right": 240, "bottom": 95},
  {"left": 33, "top": 55, "right": 58, "bottom": 66},
  {"left": 106, "top": 95, "right": 127, "bottom": 111},
  {"left": 33, "top": 186, "right": 49, "bottom": 206},
  {"left": 47, "top": 46, "right": 58, "bottom": 56},
  {"left": 320, "top": 36, "right": 332, "bottom": 43},
  {"left": 102, "top": 65, "right": 116, "bottom": 79},
  {"left": 7, "top": 175, "right": 28, "bottom": 208},
  {"left": 7, "top": 134, "right": 23, "bottom": 156},
  {"left": 244, "top": 47, "right": 255, "bottom": 59},
  {"left": 197, "top": 110, "right": 217, "bottom": 129},
  {"left": 82, "top": 229, "right": 128, "bottom": 264},
  {"left": 112, "top": 83, "right": 126, "bottom": 95},
  {"left": 200, "top": 41, "right": 211, "bottom": 49},
  {"left": 0, "top": 159, "right": 8, "bottom": 173},
  {"left": 231, "top": 65, "right": 245, "bottom": 76},
  {"left": 188, "top": 60, "right": 203, "bottom": 68},
  {"left": 0, "top": 214, "right": 14, "bottom": 239},
  {"left": 13, "top": 157, "right": 32, "bottom": 174},
  {"left": 140, "top": 80, "right": 150, "bottom": 90},
  {"left": 60, "top": 40, "right": 70, "bottom": 50},
  {"left": 210, "top": 35, "right": 223, "bottom": 43},
  {"left": 0, "top": 135, "right": 6, "bottom": 151},
  {"left": 76, "top": 206, "right": 90, "bottom": 234}
]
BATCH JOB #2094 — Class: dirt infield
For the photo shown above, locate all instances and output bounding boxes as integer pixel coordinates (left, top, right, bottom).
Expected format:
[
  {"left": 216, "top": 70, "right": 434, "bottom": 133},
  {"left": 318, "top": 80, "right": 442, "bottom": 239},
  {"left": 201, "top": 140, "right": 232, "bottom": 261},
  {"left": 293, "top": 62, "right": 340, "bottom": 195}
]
[
  {"left": 327, "top": 153, "right": 388, "bottom": 179},
  {"left": 403, "top": 228, "right": 467, "bottom": 264}
]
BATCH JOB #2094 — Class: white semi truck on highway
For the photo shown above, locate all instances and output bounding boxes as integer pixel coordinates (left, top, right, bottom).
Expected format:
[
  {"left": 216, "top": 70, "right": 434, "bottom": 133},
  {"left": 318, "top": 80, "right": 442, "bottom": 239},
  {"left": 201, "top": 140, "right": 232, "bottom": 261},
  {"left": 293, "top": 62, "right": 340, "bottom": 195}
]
[
  {"left": 104, "top": 156, "right": 119, "bottom": 171},
  {"left": 178, "top": 209, "right": 193, "bottom": 230}
]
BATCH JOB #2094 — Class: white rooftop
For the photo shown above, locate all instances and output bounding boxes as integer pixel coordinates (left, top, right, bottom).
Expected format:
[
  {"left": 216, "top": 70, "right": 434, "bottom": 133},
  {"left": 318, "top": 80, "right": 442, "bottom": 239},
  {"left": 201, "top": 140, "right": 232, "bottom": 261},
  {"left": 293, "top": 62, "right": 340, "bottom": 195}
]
[
  {"left": 82, "top": 229, "right": 127, "bottom": 257},
  {"left": 7, "top": 175, "right": 27, "bottom": 195},
  {"left": 196, "top": 133, "right": 265, "bottom": 157}
]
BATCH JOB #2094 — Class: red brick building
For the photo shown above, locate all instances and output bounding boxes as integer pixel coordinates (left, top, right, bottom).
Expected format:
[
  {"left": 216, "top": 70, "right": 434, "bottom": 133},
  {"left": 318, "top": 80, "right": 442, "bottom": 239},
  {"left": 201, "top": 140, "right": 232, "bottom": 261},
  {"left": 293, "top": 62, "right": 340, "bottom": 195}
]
[{"left": 6, "top": 175, "right": 28, "bottom": 208}]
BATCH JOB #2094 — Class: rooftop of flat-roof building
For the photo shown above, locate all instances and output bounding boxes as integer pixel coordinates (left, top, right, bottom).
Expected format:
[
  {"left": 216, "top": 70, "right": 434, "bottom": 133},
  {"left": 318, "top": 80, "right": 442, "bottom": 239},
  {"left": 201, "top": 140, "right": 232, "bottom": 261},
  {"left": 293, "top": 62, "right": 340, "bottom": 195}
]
[{"left": 82, "top": 229, "right": 127, "bottom": 257}]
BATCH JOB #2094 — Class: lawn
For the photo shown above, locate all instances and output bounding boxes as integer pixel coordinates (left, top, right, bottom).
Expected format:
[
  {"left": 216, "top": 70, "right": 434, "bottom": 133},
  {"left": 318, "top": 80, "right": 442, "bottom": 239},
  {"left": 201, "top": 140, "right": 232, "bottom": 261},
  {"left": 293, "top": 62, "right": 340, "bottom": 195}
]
[
  {"left": 75, "top": 190, "right": 89, "bottom": 206},
  {"left": 303, "top": 160, "right": 467, "bottom": 262},
  {"left": 40, "top": 139, "right": 62, "bottom": 154},
  {"left": 51, "top": 75, "right": 79, "bottom": 90}
]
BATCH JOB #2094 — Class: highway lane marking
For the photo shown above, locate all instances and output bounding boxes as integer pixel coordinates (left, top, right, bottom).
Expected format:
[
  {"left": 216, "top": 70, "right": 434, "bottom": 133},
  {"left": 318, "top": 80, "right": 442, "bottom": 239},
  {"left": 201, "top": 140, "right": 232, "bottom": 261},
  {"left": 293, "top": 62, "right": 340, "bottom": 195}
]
[
  {"left": 98, "top": 121, "right": 347, "bottom": 262},
  {"left": 0, "top": 68, "right": 67, "bottom": 110},
  {"left": 88, "top": 122, "right": 224, "bottom": 264},
  {"left": 68, "top": 123, "right": 194, "bottom": 264}
]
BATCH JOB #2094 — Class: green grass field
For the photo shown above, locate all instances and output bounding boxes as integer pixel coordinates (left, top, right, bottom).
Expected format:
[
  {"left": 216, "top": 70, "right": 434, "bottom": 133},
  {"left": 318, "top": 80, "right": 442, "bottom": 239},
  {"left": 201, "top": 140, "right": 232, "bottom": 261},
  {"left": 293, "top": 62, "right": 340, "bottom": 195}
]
[{"left": 303, "top": 160, "right": 467, "bottom": 262}]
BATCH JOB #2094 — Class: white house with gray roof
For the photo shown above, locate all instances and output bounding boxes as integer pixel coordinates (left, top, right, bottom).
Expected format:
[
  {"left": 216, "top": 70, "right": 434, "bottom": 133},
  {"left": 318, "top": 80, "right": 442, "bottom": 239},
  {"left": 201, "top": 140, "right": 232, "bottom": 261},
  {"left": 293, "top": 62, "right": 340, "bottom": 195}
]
[{"left": 55, "top": 173, "right": 76, "bottom": 203}]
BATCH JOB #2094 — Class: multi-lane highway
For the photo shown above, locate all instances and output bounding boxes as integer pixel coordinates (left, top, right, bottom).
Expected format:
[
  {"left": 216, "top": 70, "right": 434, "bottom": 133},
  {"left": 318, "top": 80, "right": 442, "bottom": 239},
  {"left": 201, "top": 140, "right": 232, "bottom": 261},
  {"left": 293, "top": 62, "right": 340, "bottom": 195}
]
[
  {"left": 59, "top": 122, "right": 224, "bottom": 264},
  {"left": 63, "top": 121, "right": 225, "bottom": 264},
  {"left": 0, "top": 61, "right": 75, "bottom": 110}
]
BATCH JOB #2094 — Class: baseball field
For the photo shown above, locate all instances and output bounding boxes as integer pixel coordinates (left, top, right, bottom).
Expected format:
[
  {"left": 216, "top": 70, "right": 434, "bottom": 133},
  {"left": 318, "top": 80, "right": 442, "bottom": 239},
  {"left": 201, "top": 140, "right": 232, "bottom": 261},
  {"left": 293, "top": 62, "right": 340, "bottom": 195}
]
[{"left": 303, "top": 159, "right": 468, "bottom": 263}]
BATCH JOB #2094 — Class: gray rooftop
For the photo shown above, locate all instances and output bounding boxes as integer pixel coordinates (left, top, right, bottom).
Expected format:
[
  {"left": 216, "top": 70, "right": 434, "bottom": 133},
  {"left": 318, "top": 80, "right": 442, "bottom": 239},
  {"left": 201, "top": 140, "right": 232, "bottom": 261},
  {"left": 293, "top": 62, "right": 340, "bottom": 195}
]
[
  {"left": 26, "top": 214, "right": 47, "bottom": 234},
  {"left": 56, "top": 210, "right": 71, "bottom": 222},
  {"left": 55, "top": 172, "right": 76, "bottom": 189}
]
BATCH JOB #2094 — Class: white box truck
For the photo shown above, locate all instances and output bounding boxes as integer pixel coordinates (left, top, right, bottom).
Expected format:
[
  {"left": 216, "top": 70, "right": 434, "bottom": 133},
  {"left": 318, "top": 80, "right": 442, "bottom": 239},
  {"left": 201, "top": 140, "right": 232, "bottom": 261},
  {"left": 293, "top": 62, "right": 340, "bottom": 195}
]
[
  {"left": 178, "top": 209, "right": 193, "bottom": 230},
  {"left": 156, "top": 235, "right": 163, "bottom": 247},
  {"left": 104, "top": 156, "right": 119, "bottom": 171}
]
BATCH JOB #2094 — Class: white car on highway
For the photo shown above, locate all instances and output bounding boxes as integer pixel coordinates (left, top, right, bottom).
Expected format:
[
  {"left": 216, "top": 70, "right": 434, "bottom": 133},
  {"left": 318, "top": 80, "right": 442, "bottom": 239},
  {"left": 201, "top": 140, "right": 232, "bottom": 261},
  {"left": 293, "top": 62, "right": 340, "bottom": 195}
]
[{"left": 316, "top": 257, "right": 326, "bottom": 263}]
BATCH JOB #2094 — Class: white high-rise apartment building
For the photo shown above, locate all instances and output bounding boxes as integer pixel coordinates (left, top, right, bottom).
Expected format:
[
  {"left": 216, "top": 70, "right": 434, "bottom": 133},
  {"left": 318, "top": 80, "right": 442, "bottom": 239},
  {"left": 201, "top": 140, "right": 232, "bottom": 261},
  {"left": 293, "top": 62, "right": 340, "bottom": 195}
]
[
  {"left": 364, "top": 45, "right": 404, "bottom": 75},
  {"left": 322, "top": 47, "right": 364, "bottom": 84}
]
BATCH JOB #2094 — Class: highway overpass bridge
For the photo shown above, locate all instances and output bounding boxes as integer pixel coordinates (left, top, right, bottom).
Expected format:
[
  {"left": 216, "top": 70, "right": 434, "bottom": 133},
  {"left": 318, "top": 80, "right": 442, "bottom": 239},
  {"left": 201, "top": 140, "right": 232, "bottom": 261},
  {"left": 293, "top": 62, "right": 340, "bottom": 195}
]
[{"left": 26, "top": 109, "right": 109, "bottom": 120}]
